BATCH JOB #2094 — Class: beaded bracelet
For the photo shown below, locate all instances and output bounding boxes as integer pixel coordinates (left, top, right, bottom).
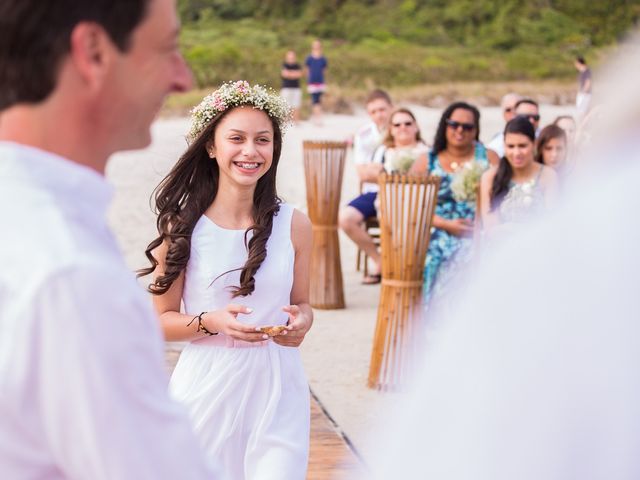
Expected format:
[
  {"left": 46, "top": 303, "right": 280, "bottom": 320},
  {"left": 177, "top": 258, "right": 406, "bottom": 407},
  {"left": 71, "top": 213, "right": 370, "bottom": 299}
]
[{"left": 186, "top": 311, "right": 218, "bottom": 336}]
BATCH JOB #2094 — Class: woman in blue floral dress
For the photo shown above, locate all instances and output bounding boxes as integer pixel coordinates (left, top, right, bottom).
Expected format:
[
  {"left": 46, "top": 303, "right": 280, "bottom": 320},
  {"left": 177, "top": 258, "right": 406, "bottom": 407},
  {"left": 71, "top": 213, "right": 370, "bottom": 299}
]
[{"left": 413, "top": 102, "right": 498, "bottom": 307}]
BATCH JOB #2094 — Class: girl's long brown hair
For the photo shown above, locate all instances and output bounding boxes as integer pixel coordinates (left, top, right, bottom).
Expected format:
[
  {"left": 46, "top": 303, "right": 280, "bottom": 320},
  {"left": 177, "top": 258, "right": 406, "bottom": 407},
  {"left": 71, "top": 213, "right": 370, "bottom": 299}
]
[
  {"left": 535, "top": 124, "right": 566, "bottom": 165},
  {"left": 137, "top": 106, "right": 283, "bottom": 297}
]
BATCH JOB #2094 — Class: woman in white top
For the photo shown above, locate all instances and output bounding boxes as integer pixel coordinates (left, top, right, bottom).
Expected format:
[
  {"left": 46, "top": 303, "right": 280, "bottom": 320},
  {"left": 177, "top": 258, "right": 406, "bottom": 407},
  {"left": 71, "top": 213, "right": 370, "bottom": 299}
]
[
  {"left": 372, "top": 107, "right": 429, "bottom": 174},
  {"left": 139, "top": 82, "right": 313, "bottom": 480}
]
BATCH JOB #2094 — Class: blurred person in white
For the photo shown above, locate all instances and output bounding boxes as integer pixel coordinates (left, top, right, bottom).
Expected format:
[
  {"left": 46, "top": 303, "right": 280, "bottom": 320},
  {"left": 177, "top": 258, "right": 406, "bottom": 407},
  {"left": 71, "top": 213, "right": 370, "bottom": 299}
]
[
  {"left": 339, "top": 89, "right": 392, "bottom": 284},
  {"left": 487, "top": 92, "right": 521, "bottom": 158},
  {"left": 358, "top": 29, "right": 640, "bottom": 480},
  {"left": 554, "top": 115, "right": 577, "bottom": 145},
  {"left": 0, "top": 0, "right": 221, "bottom": 478}
]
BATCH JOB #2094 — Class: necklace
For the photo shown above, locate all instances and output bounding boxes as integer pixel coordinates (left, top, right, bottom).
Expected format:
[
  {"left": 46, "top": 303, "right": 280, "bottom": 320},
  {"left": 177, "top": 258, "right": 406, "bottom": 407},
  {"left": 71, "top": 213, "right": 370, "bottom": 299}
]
[{"left": 441, "top": 150, "right": 473, "bottom": 173}]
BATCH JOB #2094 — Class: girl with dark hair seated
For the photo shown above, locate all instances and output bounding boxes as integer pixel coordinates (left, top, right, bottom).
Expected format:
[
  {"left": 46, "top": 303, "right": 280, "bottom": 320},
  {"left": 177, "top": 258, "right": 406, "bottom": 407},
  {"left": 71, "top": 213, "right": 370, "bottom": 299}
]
[
  {"left": 479, "top": 116, "right": 559, "bottom": 231},
  {"left": 412, "top": 102, "right": 498, "bottom": 307},
  {"left": 536, "top": 124, "right": 569, "bottom": 175}
]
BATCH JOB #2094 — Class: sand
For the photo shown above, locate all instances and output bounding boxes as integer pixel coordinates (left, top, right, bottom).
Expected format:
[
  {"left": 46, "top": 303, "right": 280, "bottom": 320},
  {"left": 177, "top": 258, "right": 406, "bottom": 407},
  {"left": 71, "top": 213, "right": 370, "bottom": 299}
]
[{"left": 106, "top": 102, "right": 575, "bottom": 465}]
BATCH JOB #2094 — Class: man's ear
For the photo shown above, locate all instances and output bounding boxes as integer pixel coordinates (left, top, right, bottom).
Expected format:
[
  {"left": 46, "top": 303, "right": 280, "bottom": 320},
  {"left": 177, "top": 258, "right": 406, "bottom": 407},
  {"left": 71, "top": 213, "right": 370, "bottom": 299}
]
[{"left": 68, "top": 22, "right": 115, "bottom": 89}]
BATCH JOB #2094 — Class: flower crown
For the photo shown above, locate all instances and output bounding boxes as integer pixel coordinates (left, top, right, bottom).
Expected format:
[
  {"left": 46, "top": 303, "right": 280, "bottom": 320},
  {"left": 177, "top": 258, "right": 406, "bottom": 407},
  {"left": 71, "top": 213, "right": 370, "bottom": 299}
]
[{"left": 188, "top": 80, "right": 292, "bottom": 141}]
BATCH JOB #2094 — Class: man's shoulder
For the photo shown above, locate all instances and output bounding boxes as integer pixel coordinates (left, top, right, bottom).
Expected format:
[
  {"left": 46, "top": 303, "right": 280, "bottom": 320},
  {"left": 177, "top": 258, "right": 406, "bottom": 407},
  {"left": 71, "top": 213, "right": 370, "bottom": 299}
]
[
  {"left": 355, "top": 122, "right": 378, "bottom": 140},
  {"left": 1, "top": 200, "right": 129, "bottom": 294}
]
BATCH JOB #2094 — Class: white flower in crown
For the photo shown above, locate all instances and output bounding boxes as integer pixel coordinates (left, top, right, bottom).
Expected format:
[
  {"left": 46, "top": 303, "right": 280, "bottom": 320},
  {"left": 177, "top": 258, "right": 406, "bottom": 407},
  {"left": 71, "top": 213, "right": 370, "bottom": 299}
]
[{"left": 187, "top": 80, "right": 293, "bottom": 142}]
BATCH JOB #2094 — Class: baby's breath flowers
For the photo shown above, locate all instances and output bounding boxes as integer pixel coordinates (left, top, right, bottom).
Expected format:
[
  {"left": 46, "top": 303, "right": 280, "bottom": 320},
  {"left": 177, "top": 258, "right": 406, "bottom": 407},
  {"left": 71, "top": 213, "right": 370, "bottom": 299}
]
[
  {"left": 451, "top": 160, "right": 488, "bottom": 203},
  {"left": 188, "top": 80, "right": 292, "bottom": 141}
]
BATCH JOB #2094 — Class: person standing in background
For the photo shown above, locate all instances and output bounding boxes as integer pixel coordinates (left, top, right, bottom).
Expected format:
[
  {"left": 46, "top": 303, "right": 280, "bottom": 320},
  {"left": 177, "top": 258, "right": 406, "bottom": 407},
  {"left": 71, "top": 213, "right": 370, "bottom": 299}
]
[
  {"left": 553, "top": 115, "right": 577, "bottom": 146},
  {"left": 575, "top": 56, "right": 592, "bottom": 119},
  {"left": 280, "top": 50, "right": 302, "bottom": 123},
  {"left": 305, "top": 39, "right": 328, "bottom": 125}
]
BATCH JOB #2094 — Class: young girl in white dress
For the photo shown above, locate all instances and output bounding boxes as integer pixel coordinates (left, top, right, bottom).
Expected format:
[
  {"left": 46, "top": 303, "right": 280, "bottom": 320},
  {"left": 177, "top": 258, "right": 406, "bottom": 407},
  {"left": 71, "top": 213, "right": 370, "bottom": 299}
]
[{"left": 139, "top": 81, "right": 313, "bottom": 480}]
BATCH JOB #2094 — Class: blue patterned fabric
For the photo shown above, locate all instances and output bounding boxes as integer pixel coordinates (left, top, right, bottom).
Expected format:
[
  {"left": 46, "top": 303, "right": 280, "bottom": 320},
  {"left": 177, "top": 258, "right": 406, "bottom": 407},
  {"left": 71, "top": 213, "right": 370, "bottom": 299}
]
[{"left": 423, "top": 143, "right": 489, "bottom": 306}]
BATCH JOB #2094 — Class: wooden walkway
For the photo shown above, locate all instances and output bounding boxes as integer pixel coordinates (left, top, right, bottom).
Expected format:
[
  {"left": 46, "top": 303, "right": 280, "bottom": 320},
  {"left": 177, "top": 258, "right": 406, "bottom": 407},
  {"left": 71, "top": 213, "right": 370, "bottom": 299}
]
[{"left": 166, "top": 346, "right": 366, "bottom": 480}]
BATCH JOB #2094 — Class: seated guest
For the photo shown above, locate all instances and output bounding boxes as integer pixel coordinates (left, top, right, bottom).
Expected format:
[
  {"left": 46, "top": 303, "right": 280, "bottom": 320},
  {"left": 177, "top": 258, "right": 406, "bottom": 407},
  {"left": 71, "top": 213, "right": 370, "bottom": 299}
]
[
  {"left": 536, "top": 125, "right": 568, "bottom": 175},
  {"left": 338, "top": 89, "right": 393, "bottom": 284},
  {"left": 375, "top": 108, "right": 429, "bottom": 174},
  {"left": 412, "top": 102, "right": 497, "bottom": 307},
  {"left": 553, "top": 115, "right": 577, "bottom": 145},
  {"left": 479, "top": 117, "right": 558, "bottom": 232},
  {"left": 487, "top": 92, "right": 521, "bottom": 158}
]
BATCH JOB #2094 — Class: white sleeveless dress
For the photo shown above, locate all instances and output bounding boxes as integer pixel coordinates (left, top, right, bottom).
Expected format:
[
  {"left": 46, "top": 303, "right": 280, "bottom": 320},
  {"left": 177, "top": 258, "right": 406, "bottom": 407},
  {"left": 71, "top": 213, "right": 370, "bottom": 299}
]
[{"left": 169, "top": 203, "right": 310, "bottom": 480}]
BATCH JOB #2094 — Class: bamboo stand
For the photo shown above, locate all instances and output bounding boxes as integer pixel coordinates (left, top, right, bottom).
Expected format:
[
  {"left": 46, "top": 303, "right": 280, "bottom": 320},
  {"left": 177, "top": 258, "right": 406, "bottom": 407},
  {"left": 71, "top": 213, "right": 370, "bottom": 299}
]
[
  {"left": 303, "top": 141, "right": 347, "bottom": 309},
  {"left": 368, "top": 173, "right": 440, "bottom": 390}
]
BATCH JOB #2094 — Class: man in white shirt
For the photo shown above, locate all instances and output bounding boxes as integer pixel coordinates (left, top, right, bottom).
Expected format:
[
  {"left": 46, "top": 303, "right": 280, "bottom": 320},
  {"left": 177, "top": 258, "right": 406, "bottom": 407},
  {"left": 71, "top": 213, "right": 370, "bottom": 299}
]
[
  {"left": 0, "top": 0, "right": 220, "bottom": 478},
  {"left": 486, "top": 92, "right": 521, "bottom": 158},
  {"left": 514, "top": 98, "right": 542, "bottom": 136},
  {"left": 338, "top": 90, "right": 392, "bottom": 284}
]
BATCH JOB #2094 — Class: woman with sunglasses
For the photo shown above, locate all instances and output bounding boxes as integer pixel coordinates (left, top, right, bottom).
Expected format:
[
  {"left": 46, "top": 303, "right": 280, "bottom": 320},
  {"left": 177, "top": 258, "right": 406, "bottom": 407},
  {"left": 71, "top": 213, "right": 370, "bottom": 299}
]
[
  {"left": 479, "top": 116, "right": 558, "bottom": 231},
  {"left": 359, "top": 108, "right": 428, "bottom": 284},
  {"left": 376, "top": 107, "right": 429, "bottom": 174},
  {"left": 412, "top": 102, "right": 498, "bottom": 308}
]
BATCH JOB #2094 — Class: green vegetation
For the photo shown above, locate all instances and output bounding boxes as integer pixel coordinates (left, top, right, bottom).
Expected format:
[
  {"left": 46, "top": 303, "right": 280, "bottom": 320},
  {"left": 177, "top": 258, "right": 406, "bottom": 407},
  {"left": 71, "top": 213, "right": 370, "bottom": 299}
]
[{"left": 175, "top": 0, "right": 639, "bottom": 96}]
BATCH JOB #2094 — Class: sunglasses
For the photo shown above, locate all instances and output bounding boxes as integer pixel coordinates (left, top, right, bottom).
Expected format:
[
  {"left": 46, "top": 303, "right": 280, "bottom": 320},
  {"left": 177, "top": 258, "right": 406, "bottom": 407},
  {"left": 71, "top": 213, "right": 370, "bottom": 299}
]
[
  {"left": 392, "top": 121, "right": 414, "bottom": 127},
  {"left": 518, "top": 114, "right": 540, "bottom": 122},
  {"left": 446, "top": 119, "right": 475, "bottom": 131}
]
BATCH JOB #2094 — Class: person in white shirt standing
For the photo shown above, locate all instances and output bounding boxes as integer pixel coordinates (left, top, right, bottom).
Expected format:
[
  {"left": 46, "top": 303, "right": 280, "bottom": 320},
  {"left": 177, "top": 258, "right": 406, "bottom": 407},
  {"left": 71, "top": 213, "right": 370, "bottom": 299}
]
[
  {"left": 0, "top": 0, "right": 221, "bottom": 478},
  {"left": 338, "top": 89, "right": 392, "bottom": 284}
]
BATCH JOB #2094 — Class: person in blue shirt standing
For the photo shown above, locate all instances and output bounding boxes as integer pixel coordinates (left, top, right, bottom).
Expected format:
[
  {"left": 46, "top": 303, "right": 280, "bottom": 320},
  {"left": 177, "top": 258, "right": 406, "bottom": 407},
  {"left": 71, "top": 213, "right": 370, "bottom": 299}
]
[{"left": 305, "top": 39, "right": 328, "bottom": 124}]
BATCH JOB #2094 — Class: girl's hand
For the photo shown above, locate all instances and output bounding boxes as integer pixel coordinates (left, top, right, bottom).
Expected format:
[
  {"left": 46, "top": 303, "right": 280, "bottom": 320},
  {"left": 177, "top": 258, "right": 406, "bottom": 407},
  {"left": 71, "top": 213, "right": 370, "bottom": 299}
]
[
  {"left": 202, "top": 305, "right": 268, "bottom": 342},
  {"left": 273, "top": 305, "right": 312, "bottom": 347}
]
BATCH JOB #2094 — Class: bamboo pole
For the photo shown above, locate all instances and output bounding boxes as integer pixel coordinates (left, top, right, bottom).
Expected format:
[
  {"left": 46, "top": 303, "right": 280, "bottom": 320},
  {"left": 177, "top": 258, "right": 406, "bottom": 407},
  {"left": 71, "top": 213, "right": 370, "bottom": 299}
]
[
  {"left": 368, "top": 173, "right": 440, "bottom": 390},
  {"left": 303, "top": 141, "right": 347, "bottom": 310}
]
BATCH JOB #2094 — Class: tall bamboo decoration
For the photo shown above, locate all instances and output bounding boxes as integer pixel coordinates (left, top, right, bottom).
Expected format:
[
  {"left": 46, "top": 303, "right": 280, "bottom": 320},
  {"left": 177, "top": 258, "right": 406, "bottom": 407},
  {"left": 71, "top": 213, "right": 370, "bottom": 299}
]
[
  {"left": 368, "top": 173, "right": 440, "bottom": 390},
  {"left": 303, "top": 141, "right": 347, "bottom": 309}
]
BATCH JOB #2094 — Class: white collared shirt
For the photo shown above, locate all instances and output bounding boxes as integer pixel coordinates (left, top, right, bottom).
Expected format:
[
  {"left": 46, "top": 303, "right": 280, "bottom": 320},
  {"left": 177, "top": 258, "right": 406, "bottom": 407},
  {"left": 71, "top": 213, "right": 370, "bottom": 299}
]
[
  {"left": 353, "top": 121, "right": 385, "bottom": 193},
  {"left": 0, "top": 142, "right": 219, "bottom": 479}
]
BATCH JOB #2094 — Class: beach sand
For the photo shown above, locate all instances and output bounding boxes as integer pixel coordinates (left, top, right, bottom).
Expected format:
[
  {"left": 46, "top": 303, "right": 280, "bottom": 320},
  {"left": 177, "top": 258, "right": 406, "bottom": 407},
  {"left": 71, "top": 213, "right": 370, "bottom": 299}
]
[{"left": 107, "top": 103, "right": 574, "bottom": 466}]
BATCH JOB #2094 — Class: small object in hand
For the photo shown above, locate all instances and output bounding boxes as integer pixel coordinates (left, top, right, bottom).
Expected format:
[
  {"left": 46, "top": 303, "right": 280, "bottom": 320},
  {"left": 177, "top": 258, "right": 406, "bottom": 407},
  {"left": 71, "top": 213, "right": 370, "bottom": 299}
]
[{"left": 259, "top": 325, "right": 288, "bottom": 337}]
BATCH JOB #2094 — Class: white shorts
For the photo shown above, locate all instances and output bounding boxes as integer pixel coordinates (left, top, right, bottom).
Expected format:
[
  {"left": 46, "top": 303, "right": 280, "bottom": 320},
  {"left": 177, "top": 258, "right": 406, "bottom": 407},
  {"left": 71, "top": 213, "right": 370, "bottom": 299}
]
[
  {"left": 576, "top": 92, "right": 591, "bottom": 115},
  {"left": 280, "top": 88, "right": 302, "bottom": 109}
]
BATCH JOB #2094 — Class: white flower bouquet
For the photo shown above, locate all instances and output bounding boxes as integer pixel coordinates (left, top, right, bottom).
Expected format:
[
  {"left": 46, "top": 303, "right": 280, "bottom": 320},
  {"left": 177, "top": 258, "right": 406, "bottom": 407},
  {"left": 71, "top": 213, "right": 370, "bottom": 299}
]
[
  {"left": 386, "top": 148, "right": 418, "bottom": 174},
  {"left": 450, "top": 161, "right": 488, "bottom": 203}
]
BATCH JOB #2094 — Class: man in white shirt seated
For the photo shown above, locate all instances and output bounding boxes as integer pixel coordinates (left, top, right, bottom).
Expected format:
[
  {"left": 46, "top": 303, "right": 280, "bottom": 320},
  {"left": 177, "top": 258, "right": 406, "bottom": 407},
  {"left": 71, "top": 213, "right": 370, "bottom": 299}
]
[
  {"left": 0, "top": 0, "right": 221, "bottom": 478},
  {"left": 514, "top": 98, "right": 542, "bottom": 137},
  {"left": 487, "top": 92, "right": 521, "bottom": 158},
  {"left": 338, "top": 90, "right": 392, "bottom": 284}
]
